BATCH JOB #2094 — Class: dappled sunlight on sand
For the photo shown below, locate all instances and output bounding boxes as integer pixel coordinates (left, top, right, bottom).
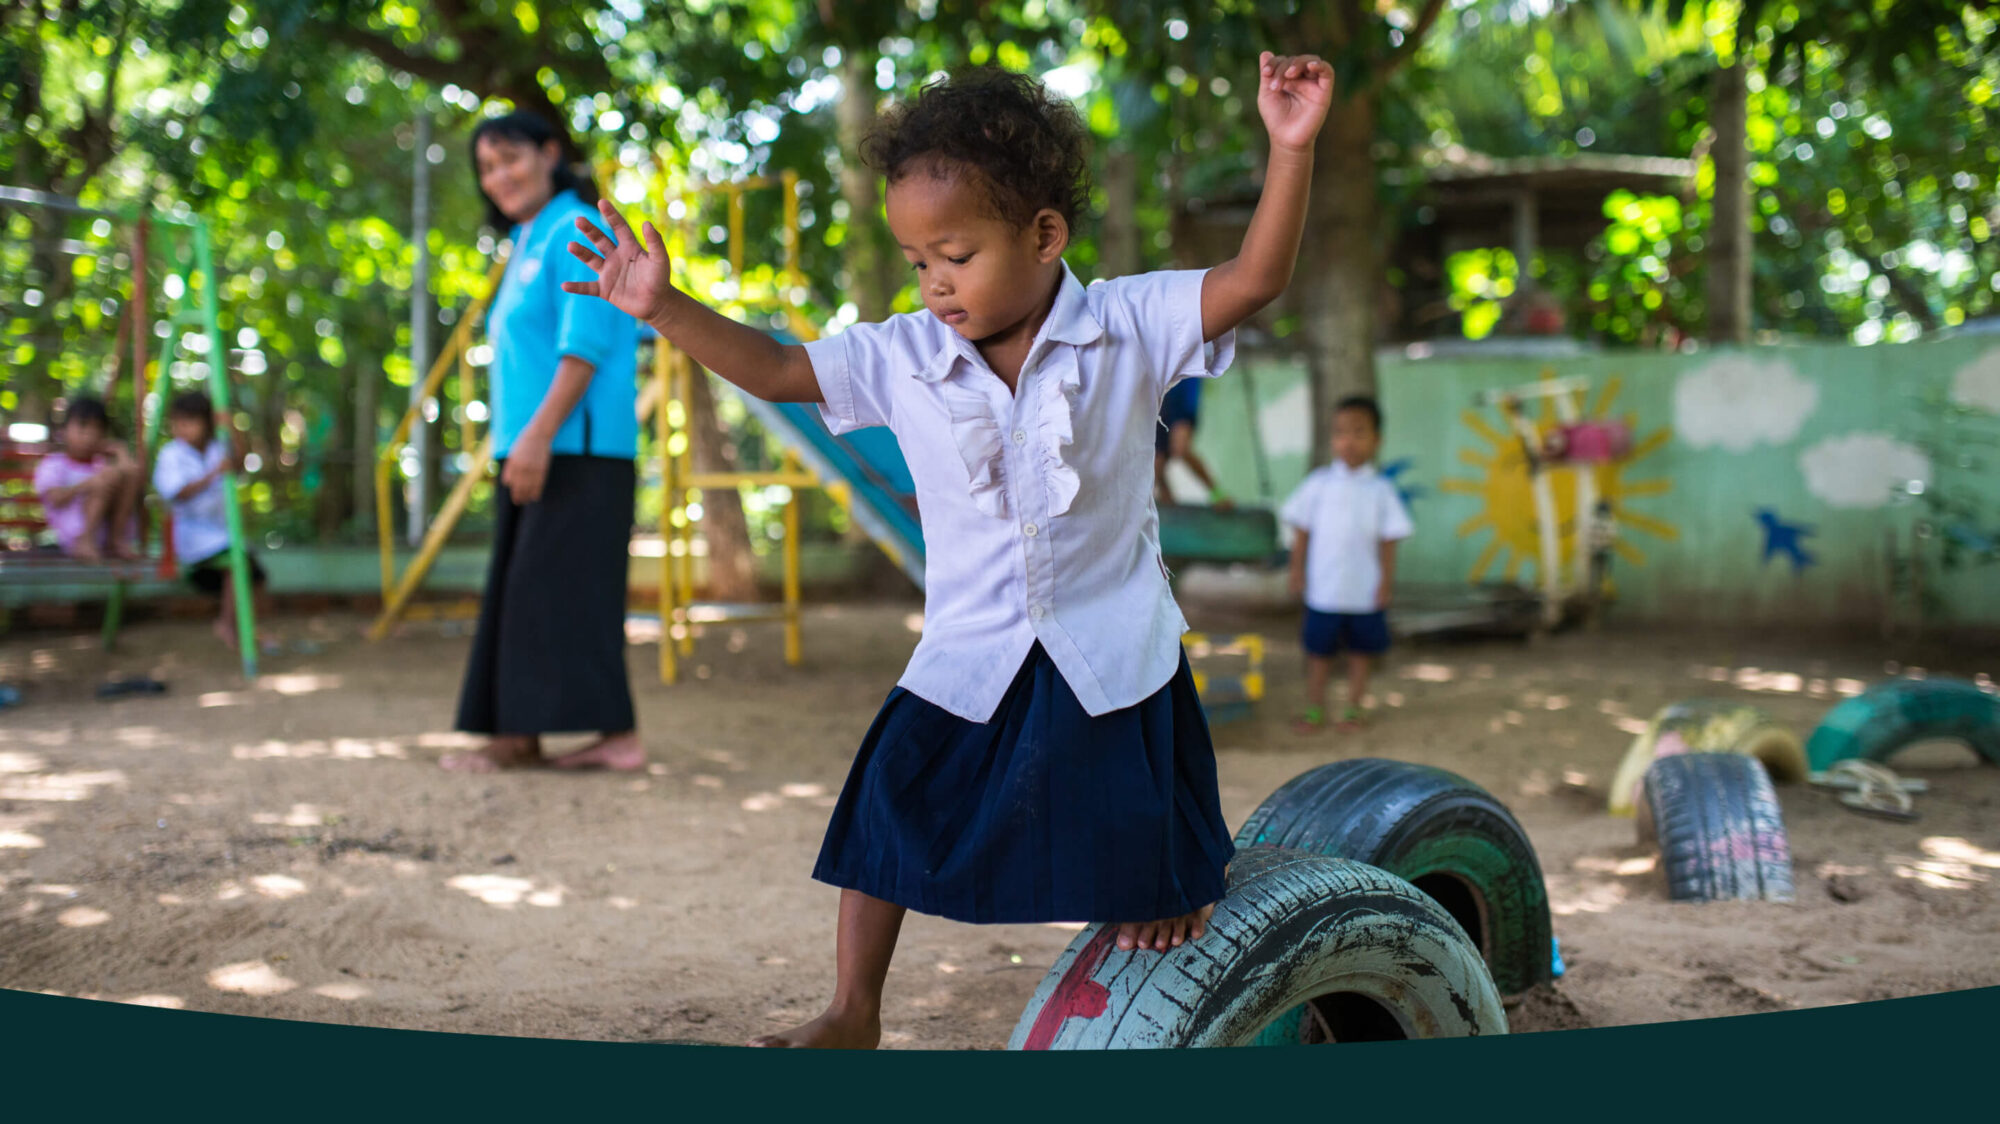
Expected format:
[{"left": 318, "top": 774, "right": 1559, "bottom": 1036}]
[
  {"left": 256, "top": 674, "right": 345, "bottom": 696},
  {"left": 232, "top": 738, "right": 407, "bottom": 761},
  {"left": 56, "top": 906, "right": 111, "bottom": 927},
  {"left": 447, "top": 873, "right": 566, "bottom": 909},
  {"left": 120, "top": 995, "right": 187, "bottom": 1009},
  {"left": 0, "top": 810, "right": 50, "bottom": 848},
  {"left": 742, "top": 781, "right": 835, "bottom": 813},
  {"left": 0, "top": 768, "right": 125, "bottom": 801},
  {"left": 1692, "top": 664, "right": 1866, "bottom": 697},
  {"left": 251, "top": 874, "right": 309, "bottom": 900},
  {"left": 311, "top": 982, "right": 372, "bottom": 1001},
  {"left": 1400, "top": 662, "right": 1457, "bottom": 683},
  {"left": 208, "top": 960, "right": 299, "bottom": 996},
  {"left": 1573, "top": 854, "right": 1658, "bottom": 877},
  {"left": 250, "top": 803, "right": 338, "bottom": 827},
  {"left": 1549, "top": 878, "right": 1631, "bottom": 916},
  {"left": 0, "top": 751, "right": 49, "bottom": 774},
  {"left": 1890, "top": 836, "right": 2000, "bottom": 890}
]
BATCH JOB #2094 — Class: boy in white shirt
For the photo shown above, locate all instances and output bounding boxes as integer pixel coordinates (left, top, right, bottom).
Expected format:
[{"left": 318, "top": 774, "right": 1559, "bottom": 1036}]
[{"left": 1281, "top": 395, "right": 1413, "bottom": 733}]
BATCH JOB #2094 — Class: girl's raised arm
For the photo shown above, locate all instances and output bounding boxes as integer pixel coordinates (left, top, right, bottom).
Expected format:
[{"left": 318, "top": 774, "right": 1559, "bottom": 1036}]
[
  {"left": 565, "top": 199, "right": 822, "bottom": 404},
  {"left": 1199, "top": 52, "right": 1334, "bottom": 343}
]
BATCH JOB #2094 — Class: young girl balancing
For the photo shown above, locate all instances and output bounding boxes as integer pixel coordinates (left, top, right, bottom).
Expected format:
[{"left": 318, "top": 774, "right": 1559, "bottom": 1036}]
[{"left": 567, "top": 53, "right": 1333, "bottom": 1049}]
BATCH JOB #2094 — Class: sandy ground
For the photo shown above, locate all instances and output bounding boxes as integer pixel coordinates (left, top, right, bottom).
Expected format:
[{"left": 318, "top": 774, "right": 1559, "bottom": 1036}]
[{"left": 2, "top": 596, "right": 1997, "bottom": 1048}]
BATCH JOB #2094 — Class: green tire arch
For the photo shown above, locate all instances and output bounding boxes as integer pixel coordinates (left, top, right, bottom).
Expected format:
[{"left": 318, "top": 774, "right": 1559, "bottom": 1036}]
[{"left": 1234, "top": 757, "right": 1554, "bottom": 997}]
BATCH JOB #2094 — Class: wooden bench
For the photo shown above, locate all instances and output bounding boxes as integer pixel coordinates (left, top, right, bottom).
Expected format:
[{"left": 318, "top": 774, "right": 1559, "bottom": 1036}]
[{"left": 0, "top": 440, "right": 171, "bottom": 647}]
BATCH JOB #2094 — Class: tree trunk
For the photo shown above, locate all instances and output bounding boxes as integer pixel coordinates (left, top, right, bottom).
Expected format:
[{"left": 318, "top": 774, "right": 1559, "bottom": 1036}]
[
  {"left": 1099, "top": 146, "right": 1142, "bottom": 279},
  {"left": 316, "top": 385, "right": 354, "bottom": 540},
  {"left": 1706, "top": 60, "right": 1752, "bottom": 345},
  {"left": 353, "top": 364, "right": 377, "bottom": 537},
  {"left": 1296, "top": 91, "right": 1382, "bottom": 460},
  {"left": 836, "top": 54, "right": 899, "bottom": 321},
  {"left": 686, "top": 368, "right": 759, "bottom": 603}
]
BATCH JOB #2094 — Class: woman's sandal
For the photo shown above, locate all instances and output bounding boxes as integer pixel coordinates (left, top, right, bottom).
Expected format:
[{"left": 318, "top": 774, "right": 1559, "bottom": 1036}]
[
  {"left": 1290, "top": 707, "right": 1328, "bottom": 734},
  {"left": 1333, "top": 705, "right": 1367, "bottom": 733}
]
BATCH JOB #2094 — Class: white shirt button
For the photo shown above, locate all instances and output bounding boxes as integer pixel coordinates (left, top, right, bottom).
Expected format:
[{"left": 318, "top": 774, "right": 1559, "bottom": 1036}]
[
  {"left": 1030, "top": 604, "right": 1047, "bottom": 621},
  {"left": 1023, "top": 523, "right": 1039, "bottom": 537},
  {"left": 1012, "top": 429, "right": 1027, "bottom": 444}
]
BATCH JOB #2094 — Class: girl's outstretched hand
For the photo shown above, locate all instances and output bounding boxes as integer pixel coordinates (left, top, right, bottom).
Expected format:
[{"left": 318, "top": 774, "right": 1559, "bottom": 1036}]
[
  {"left": 1257, "top": 52, "right": 1334, "bottom": 152},
  {"left": 564, "top": 199, "right": 677, "bottom": 325}
]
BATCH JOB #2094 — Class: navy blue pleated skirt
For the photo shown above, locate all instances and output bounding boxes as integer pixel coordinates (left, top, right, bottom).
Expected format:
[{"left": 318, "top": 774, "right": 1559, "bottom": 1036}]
[{"left": 811, "top": 643, "right": 1236, "bottom": 925}]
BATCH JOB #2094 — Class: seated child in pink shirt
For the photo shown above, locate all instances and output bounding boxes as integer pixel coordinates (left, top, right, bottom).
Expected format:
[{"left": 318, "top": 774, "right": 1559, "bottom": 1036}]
[{"left": 32, "top": 396, "right": 143, "bottom": 561}]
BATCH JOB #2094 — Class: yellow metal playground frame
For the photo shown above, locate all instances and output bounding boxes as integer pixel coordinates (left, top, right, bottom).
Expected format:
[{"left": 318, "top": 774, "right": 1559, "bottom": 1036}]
[{"left": 368, "top": 168, "right": 835, "bottom": 686}]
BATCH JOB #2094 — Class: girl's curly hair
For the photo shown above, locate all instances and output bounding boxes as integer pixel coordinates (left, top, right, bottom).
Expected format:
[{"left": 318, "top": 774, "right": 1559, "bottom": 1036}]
[{"left": 862, "top": 67, "right": 1092, "bottom": 231}]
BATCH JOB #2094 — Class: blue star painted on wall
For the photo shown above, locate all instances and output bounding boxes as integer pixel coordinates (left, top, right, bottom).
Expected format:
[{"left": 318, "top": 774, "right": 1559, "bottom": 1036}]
[
  {"left": 1381, "top": 457, "right": 1425, "bottom": 510},
  {"left": 1755, "top": 507, "right": 1817, "bottom": 573}
]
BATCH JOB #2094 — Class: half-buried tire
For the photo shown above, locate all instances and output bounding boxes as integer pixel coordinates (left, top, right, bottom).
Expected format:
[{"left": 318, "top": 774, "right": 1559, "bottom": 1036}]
[
  {"left": 1805, "top": 677, "right": 2000, "bottom": 773},
  {"left": 1609, "top": 699, "right": 1807, "bottom": 818},
  {"left": 1233, "top": 758, "right": 1552, "bottom": 996},
  {"left": 1008, "top": 847, "right": 1506, "bottom": 1048},
  {"left": 1640, "top": 752, "right": 1794, "bottom": 903}
]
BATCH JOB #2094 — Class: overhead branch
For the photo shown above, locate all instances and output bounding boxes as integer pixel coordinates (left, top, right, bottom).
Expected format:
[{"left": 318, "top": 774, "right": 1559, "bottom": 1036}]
[{"left": 1370, "top": 0, "right": 1448, "bottom": 94}]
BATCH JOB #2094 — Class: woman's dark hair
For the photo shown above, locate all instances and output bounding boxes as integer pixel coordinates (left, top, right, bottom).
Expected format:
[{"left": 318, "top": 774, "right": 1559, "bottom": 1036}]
[
  {"left": 168, "top": 390, "right": 215, "bottom": 435},
  {"left": 863, "top": 67, "right": 1092, "bottom": 231},
  {"left": 1334, "top": 395, "right": 1383, "bottom": 434},
  {"left": 469, "top": 111, "right": 599, "bottom": 229},
  {"left": 60, "top": 395, "right": 110, "bottom": 431}
]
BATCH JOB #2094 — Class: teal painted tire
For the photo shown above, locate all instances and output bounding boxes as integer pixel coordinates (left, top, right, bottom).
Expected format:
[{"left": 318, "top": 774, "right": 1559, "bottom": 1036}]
[
  {"left": 1008, "top": 847, "right": 1505, "bottom": 1048},
  {"left": 1805, "top": 678, "right": 2000, "bottom": 772},
  {"left": 1233, "top": 758, "right": 1552, "bottom": 996}
]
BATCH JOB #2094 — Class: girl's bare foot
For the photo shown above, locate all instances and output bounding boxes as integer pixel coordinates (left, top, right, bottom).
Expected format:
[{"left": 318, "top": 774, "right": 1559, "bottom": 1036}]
[
  {"left": 548, "top": 731, "right": 644, "bottom": 771},
  {"left": 748, "top": 1005, "right": 881, "bottom": 1049},
  {"left": 440, "top": 735, "right": 543, "bottom": 773},
  {"left": 213, "top": 620, "right": 239, "bottom": 651},
  {"left": 1114, "top": 902, "right": 1217, "bottom": 952}
]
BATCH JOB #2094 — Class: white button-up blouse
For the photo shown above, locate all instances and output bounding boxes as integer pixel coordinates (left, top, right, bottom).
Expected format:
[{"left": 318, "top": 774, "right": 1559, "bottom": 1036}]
[{"left": 804, "top": 264, "right": 1236, "bottom": 723}]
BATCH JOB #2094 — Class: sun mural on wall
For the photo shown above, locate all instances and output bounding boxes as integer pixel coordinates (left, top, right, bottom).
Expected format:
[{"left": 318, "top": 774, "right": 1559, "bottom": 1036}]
[{"left": 1439, "top": 373, "right": 1679, "bottom": 585}]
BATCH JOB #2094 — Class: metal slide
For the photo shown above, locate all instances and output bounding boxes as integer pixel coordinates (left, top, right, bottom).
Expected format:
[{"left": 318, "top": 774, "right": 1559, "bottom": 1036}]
[{"left": 726, "top": 390, "right": 929, "bottom": 591}]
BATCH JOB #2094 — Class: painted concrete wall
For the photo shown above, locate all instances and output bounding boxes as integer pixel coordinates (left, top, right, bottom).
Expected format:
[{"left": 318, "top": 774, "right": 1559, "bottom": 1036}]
[{"left": 1183, "top": 336, "right": 2000, "bottom": 628}]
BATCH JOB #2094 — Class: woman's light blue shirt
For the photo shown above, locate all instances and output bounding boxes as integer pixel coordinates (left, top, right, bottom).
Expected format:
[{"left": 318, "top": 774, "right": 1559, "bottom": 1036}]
[{"left": 487, "top": 189, "right": 639, "bottom": 460}]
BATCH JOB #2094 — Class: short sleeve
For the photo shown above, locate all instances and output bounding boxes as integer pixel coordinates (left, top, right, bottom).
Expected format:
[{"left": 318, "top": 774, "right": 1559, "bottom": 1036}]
[
  {"left": 32, "top": 456, "right": 65, "bottom": 497},
  {"left": 152, "top": 445, "right": 198, "bottom": 500},
  {"left": 1278, "top": 472, "right": 1320, "bottom": 532},
  {"left": 1379, "top": 481, "right": 1415, "bottom": 542},
  {"left": 803, "top": 319, "right": 898, "bottom": 435},
  {"left": 550, "top": 209, "right": 624, "bottom": 369},
  {"left": 1098, "top": 269, "right": 1236, "bottom": 396}
]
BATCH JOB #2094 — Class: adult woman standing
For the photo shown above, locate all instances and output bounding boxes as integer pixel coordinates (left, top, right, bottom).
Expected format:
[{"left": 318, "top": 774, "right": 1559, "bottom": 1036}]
[{"left": 442, "top": 112, "right": 643, "bottom": 773}]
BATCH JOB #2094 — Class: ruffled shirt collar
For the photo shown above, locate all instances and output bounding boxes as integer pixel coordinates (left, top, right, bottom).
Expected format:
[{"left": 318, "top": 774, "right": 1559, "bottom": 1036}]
[{"left": 920, "top": 263, "right": 1103, "bottom": 519}]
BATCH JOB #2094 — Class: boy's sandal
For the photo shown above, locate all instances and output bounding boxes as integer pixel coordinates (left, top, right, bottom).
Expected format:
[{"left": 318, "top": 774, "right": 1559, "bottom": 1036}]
[
  {"left": 1334, "top": 705, "right": 1367, "bottom": 731},
  {"left": 1290, "top": 707, "right": 1327, "bottom": 734}
]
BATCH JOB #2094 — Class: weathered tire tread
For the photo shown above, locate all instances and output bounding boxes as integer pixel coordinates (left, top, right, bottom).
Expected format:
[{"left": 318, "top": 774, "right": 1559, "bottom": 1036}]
[{"left": 1642, "top": 752, "right": 1794, "bottom": 903}]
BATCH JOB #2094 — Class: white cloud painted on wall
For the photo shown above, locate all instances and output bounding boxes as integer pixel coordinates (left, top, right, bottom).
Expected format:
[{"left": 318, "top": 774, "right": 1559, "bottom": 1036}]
[
  {"left": 1257, "top": 379, "right": 1313, "bottom": 457},
  {"left": 1673, "top": 356, "right": 1820, "bottom": 452},
  {"left": 1798, "top": 432, "right": 1932, "bottom": 509},
  {"left": 1950, "top": 350, "right": 2000, "bottom": 415}
]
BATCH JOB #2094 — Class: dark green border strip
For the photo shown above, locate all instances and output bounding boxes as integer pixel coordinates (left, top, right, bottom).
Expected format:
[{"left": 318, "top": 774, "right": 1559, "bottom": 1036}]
[{"left": 3, "top": 984, "right": 1992, "bottom": 1115}]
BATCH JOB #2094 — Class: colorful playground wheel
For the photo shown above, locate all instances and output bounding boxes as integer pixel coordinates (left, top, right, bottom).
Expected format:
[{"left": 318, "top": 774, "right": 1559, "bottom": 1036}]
[
  {"left": 1234, "top": 758, "right": 1553, "bottom": 997},
  {"left": 1804, "top": 677, "right": 2000, "bottom": 772},
  {"left": 1640, "top": 753, "right": 1795, "bottom": 903},
  {"left": 1609, "top": 699, "right": 1807, "bottom": 818},
  {"left": 1008, "top": 847, "right": 1506, "bottom": 1048}
]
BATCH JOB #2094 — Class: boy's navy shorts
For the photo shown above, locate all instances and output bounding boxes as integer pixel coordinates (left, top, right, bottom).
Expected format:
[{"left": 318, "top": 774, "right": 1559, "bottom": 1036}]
[{"left": 1302, "top": 609, "right": 1391, "bottom": 658}]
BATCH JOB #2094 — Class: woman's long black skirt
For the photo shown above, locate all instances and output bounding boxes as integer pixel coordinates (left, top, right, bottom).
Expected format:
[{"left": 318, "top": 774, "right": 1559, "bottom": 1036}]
[{"left": 455, "top": 455, "right": 636, "bottom": 736}]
